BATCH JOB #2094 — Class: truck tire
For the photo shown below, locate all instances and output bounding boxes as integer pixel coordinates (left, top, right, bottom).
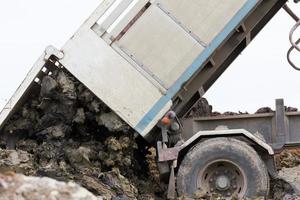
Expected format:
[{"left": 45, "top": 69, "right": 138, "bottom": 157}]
[{"left": 177, "top": 137, "right": 269, "bottom": 199}]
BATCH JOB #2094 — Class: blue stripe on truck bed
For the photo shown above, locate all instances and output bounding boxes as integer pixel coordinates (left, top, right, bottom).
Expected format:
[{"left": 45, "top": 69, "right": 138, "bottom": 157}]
[{"left": 135, "top": 0, "right": 259, "bottom": 134}]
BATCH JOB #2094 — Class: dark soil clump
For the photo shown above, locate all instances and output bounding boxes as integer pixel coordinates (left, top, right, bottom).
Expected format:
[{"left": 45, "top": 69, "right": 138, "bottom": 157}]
[{"left": 0, "top": 69, "right": 164, "bottom": 200}]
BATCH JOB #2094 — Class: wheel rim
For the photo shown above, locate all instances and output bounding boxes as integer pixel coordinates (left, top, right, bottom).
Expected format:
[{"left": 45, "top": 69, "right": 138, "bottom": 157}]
[{"left": 197, "top": 159, "right": 247, "bottom": 198}]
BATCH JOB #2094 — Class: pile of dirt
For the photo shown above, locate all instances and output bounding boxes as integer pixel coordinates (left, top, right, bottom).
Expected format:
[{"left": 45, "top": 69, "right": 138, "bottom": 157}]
[
  {"left": 0, "top": 69, "right": 165, "bottom": 200},
  {"left": 187, "top": 98, "right": 214, "bottom": 117},
  {"left": 188, "top": 98, "right": 298, "bottom": 118},
  {"left": 187, "top": 98, "right": 252, "bottom": 118},
  {"left": 278, "top": 149, "right": 300, "bottom": 168}
]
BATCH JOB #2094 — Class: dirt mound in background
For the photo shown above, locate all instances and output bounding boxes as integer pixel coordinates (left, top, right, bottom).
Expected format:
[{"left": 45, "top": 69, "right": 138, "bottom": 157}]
[
  {"left": 0, "top": 69, "right": 165, "bottom": 200},
  {"left": 188, "top": 98, "right": 298, "bottom": 118}
]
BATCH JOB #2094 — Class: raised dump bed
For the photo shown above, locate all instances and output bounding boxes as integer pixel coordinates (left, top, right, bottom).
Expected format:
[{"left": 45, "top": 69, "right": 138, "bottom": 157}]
[{"left": 0, "top": 0, "right": 268, "bottom": 137}]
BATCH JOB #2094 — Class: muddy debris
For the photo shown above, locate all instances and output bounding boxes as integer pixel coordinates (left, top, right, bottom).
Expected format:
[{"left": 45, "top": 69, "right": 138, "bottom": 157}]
[
  {"left": 279, "top": 149, "right": 300, "bottom": 168},
  {"left": 0, "top": 149, "right": 34, "bottom": 175},
  {"left": 255, "top": 107, "right": 274, "bottom": 114},
  {"left": 96, "top": 112, "right": 129, "bottom": 133},
  {"left": 254, "top": 106, "right": 298, "bottom": 114},
  {"left": 188, "top": 98, "right": 213, "bottom": 117},
  {"left": 146, "top": 147, "right": 161, "bottom": 183},
  {"left": 187, "top": 98, "right": 288, "bottom": 118},
  {"left": 286, "top": 107, "right": 298, "bottom": 112},
  {"left": 0, "top": 69, "right": 164, "bottom": 200},
  {"left": 188, "top": 98, "right": 299, "bottom": 118}
]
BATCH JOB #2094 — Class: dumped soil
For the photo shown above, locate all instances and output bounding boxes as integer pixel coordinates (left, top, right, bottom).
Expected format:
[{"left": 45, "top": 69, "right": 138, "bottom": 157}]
[
  {"left": 0, "top": 69, "right": 165, "bottom": 199},
  {"left": 0, "top": 68, "right": 300, "bottom": 200}
]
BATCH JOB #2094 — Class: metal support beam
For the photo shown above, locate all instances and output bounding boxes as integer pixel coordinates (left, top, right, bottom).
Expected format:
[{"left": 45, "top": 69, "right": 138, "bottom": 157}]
[{"left": 275, "top": 99, "right": 287, "bottom": 148}]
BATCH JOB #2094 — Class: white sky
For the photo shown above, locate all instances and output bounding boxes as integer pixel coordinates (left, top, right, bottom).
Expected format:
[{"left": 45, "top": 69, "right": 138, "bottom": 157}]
[{"left": 0, "top": 1, "right": 299, "bottom": 114}]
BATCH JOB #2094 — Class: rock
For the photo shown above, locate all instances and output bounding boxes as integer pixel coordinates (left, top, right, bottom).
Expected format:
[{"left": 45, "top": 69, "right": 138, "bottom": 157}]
[
  {"left": 78, "top": 87, "right": 94, "bottom": 103},
  {"left": 56, "top": 71, "right": 77, "bottom": 100},
  {"left": 187, "top": 98, "right": 249, "bottom": 118},
  {"left": 65, "top": 146, "right": 92, "bottom": 170},
  {"left": 4, "top": 117, "right": 33, "bottom": 134},
  {"left": 255, "top": 107, "right": 274, "bottom": 114},
  {"left": 80, "top": 175, "right": 115, "bottom": 199},
  {"left": 223, "top": 111, "right": 238, "bottom": 116},
  {"left": 271, "top": 177, "right": 295, "bottom": 200},
  {"left": 0, "top": 149, "right": 35, "bottom": 175},
  {"left": 279, "top": 166, "right": 300, "bottom": 195},
  {"left": 188, "top": 98, "right": 213, "bottom": 117},
  {"left": 100, "top": 168, "right": 138, "bottom": 199},
  {"left": 96, "top": 112, "right": 128, "bottom": 132},
  {"left": 40, "top": 76, "right": 58, "bottom": 98},
  {"left": 286, "top": 107, "right": 298, "bottom": 112},
  {"left": 36, "top": 123, "right": 70, "bottom": 139},
  {"left": 106, "top": 137, "right": 122, "bottom": 151},
  {"left": 16, "top": 139, "right": 38, "bottom": 153},
  {"left": 88, "top": 100, "right": 103, "bottom": 113},
  {"left": 0, "top": 173, "right": 101, "bottom": 200},
  {"left": 211, "top": 112, "right": 221, "bottom": 116},
  {"left": 279, "top": 150, "right": 300, "bottom": 168},
  {"left": 74, "top": 108, "right": 86, "bottom": 124}
]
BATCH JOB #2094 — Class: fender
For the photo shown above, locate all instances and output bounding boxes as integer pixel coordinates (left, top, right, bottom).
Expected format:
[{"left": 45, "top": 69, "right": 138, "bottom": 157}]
[{"left": 157, "top": 128, "right": 274, "bottom": 163}]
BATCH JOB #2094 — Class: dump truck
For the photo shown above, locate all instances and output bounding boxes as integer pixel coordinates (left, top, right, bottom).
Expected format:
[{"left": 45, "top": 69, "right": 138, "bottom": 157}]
[{"left": 1, "top": 0, "right": 300, "bottom": 199}]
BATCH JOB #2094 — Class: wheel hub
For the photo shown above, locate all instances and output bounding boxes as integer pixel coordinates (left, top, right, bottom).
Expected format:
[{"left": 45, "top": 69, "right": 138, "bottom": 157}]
[
  {"left": 215, "top": 175, "right": 230, "bottom": 191},
  {"left": 197, "top": 160, "right": 247, "bottom": 198}
]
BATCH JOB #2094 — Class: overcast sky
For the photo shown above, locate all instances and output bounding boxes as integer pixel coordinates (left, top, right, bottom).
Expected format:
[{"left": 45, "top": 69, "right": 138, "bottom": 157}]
[{"left": 0, "top": 1, "right": 299, "bottom": 114}]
